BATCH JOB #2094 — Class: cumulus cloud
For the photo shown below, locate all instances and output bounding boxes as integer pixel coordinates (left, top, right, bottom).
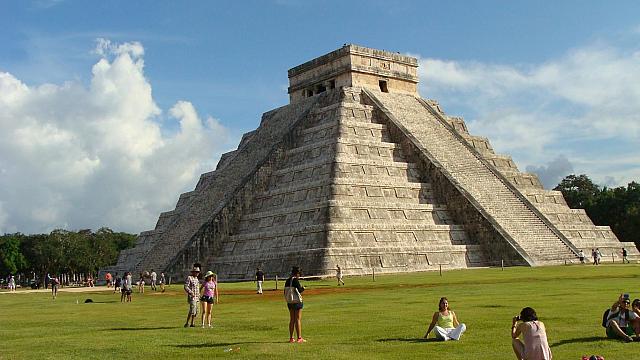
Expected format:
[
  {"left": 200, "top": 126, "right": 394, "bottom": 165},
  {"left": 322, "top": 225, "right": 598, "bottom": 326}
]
[
  {"left": 418, "top": 37, "right": 640, "bottom": 187},
  {"left": 0, "top": 39, "right": 230, "bottom": 234},
  {"left": 525, "top": 155, "right": 574, "bottom": 189}
]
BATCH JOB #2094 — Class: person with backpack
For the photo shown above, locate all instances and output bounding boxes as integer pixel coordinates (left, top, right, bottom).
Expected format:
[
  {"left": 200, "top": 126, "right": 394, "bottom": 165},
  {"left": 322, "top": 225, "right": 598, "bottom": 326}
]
[
  {"left": 604, "top": 294, "right": 639, "bottom": 342},
  {"left": 284, "top": 266, "right": 305, "bottom": 343}
]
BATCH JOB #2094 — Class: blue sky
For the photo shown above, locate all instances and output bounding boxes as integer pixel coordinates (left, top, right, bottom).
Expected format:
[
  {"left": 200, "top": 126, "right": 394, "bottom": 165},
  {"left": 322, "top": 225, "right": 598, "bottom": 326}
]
[{"left": 1, "top": 1, "right": 639, "bottom": 234}]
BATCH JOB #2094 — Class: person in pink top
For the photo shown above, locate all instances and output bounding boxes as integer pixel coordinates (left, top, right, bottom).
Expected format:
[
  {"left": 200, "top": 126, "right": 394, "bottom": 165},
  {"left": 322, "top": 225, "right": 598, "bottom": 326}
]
[
  {"left": 511, "top": 307, "right": 552, "bottom": 360},
  {"left": 199, "top": 271, "right": 219, "bottom": 328}
]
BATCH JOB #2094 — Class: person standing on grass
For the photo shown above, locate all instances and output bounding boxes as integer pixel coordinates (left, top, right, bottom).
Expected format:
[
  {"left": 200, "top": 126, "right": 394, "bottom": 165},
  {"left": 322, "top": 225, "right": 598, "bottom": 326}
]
[
  {"left": 150, "top": 269, "right": 157, "bottom": 291},
  {"left": 622, "top": 248, "right": 629, "bottom": 264},
  {"left": 595, "top": 248, "right": 602, "bottom": 265},
  {"left": 125, "top": 272, "right": 133, "bottom": 302},
  {"left": 120, "top": 274, "right": 127, "bottom": 302},
  {"left": 591, "top": 248, "right": 597, "bottom": 265},
  {"left": 512, "top": 307, "right": 552, "bottom": 360},
  {"left": 113, "top": 272, "right": 121, "bottom": 294},
  {"left": 336, "top": 265, "right": 344, "bottom": 286},
  {"left": 159, "top": 272, "right": 166, "bottom": 292},
  {"left": 184, "top": 266, "right": 200, "bottom": 328},
  {"left": 199, "top": 271, "right": 219, "bottom": 328},
  {"left": 137, "top": 273, "right": 145, "bottom": 294},
  {"left": 605, "top": 294, "right": 639, "bottom": 342},
  {"left": 51, "top": 275, "right": 59, "bottom": 299},
  {"left": 578, "top": 250, "right": 586, "bottom": 264},
  {"left": 8, "top": 275, "right": 16, "bottom": 292},
  {"left": 255, "top": 267, "right": 264, "bottom": 294},
  {"left": 424, "top": 297, "right": 466, "bottom": 341},
  {"left": 105, "top": 272, "right": 112, "bottom": 288},
  {"left": 285, "top": 266, "right": 305, "bottom": 343}
]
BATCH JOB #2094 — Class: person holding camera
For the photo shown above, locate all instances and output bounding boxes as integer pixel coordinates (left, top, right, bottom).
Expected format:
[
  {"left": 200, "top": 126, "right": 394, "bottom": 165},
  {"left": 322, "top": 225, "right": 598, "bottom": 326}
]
[
  {"left": 605, "top": 294, "right": 639, "bottom": 342},
  {"left": 511, "top": 307, "right": 552, "bottom": 360},
  {"left": 424, "top": 297, "right": 466, "bottom": 341}
]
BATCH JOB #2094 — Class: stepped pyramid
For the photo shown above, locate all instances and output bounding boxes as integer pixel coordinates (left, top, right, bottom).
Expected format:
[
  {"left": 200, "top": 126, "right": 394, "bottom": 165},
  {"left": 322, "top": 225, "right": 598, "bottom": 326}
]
[{"left": 104, "top": 45, "right": 638, "bottom": 280}]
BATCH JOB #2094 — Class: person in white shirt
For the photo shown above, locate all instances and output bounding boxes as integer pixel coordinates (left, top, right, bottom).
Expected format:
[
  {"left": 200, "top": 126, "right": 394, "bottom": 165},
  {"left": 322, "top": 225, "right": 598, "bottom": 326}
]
[
  {"left": 150, "top": 270, "right": 157, "bottom": 291},
  {"left": 606, "top": 294, "right": 639, "bottom": 342}
]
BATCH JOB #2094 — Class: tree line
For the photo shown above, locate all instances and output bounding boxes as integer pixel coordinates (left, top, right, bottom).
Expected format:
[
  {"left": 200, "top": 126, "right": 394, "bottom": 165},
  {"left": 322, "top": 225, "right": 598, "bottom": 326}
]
[
  {"left": 0, "top": 227, "right": 136, "bottom": 285},
  {"left": 554, "top": 174, "right": 639, "bottom": 247}
]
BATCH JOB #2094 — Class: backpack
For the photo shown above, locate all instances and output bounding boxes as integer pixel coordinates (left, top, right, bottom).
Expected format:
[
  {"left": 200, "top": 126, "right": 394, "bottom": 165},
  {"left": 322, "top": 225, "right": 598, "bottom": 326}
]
[{"left": 602, "top": 308, "right": 629, "bottom": 327}]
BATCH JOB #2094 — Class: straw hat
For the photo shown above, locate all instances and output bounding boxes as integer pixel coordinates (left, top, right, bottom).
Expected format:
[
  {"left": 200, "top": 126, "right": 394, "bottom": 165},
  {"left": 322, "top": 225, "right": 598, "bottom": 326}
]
[{"left": 204, "top": 271, "right": 215, "bottom": 279}]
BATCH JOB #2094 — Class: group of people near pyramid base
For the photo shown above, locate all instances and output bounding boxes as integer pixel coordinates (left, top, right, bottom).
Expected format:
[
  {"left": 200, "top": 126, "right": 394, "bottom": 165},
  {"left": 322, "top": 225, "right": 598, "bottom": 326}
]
[
  {"left": 577, "top": 248, "right": 631, "bottom": 265},
  {"left": 104, "top": 269, "right": 167, "bottom": 303}
]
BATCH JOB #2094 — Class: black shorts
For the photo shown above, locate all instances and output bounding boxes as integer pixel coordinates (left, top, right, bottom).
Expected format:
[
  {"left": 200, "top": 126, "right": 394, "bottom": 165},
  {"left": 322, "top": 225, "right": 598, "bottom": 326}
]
[
  {"left": 287, "top": 302, "right": 303, "bottom": 310},
  {"left": 200, "top": 295, "right": 214, "bottom": 304}
]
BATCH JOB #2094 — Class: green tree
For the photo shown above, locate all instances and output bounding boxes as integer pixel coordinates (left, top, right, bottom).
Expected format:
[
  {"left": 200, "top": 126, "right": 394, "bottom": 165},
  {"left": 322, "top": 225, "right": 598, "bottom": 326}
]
[
  {"left": 0, "top": 234, "right": 28, "bottom": 275},
  {"left": 554, "top": 174, "right": 600, "bottom": 209}
]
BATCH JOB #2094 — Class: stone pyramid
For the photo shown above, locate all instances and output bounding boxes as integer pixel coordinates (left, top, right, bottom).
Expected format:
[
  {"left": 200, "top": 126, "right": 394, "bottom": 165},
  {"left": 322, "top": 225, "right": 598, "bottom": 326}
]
[{"left": 104, "top": 45, "right": 638, "bottom": 280}]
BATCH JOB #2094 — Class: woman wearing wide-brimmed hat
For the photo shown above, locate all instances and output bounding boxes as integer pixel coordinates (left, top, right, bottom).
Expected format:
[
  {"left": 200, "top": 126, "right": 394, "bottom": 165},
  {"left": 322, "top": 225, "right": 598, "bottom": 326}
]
[{"left": 199, "top": 271, "right": 219, "bottom": 328}]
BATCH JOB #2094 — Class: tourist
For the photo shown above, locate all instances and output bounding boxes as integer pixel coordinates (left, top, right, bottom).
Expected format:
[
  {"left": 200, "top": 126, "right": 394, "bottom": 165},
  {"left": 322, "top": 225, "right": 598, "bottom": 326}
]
[
  {"left": 138, "top": 273, "right": 145, "bottom": 294},
  {"left": 255, "top": 267, "right": 264, "bottom": 294},
  {"left": 120, "top": 274, "right": 127, "bottom": 302},
  {"left": 578, "top": 250, "right": 585, "bottom": 264},
  {"left": 622, "top": 248, "right": 629, "bottom": 264},
  {"left": 184, "top": 266, "right": 200, "bottom": 328},
  {"left": 199, "top": 271, "right": 218, "bottom": 328},
  {"left": 159, "top": 272, "right": 166, "bottom": 292},
  {"left": 8, "top": 275, "right": 16, "bottom": 292},
  {"left": 424, "top": 297, "right": 466, "bottom": 341},
  {"left": 51, "top": 275, "right": 59, "bottom": 299},
  {"left": 511, "top": 307, "right": 552, "bottom": 359},
  {"left": 591, "top": 248, "right": 597, "bottom": 265},
  {"left": 284, "top": 266, "right": 305, "bottom": 343},
  {"left": 125, "top": 272, "right": 133, "bottom": 302},
  {"left": 113, "top": 272, "right": 121, "bottom": 293},
  {"left": 150, "top": 269, "right": 157, "bottom": 291},
  {"left": 605, "top": 294, "right": 639, "bottom": 342},
  {"left": 105, "top": 272, "right": 112, "bottom": 288},
  {"left": 595, "top": 248, "right": 602, "bottom": 265},
  {"left": 336, "top": 265, "right": 344, "bottom": 286}
]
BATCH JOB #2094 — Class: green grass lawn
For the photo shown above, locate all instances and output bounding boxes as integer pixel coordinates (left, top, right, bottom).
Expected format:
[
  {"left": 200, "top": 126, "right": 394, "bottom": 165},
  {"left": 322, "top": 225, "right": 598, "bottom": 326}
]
[{"left": 1, "top": 264, "right": 639, "bottom": 359}]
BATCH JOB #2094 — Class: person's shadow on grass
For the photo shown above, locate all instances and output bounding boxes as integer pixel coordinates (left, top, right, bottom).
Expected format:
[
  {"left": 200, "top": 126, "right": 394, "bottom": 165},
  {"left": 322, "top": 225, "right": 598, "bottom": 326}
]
[
  {"left": 171, "top": 341, "right": 274, "bottom": 348},
  {"left": 377, "top": 337, "right": 438, "bottom": 343},
  {"left": 550, "top": 336, "right": 604, "bottom": 347}
]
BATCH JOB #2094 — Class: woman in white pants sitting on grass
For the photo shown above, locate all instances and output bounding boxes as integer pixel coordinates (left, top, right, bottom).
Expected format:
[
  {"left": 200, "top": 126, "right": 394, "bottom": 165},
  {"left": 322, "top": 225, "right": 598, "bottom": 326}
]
[{"left": 424, "top": 297, "right": 467, "bottom": 341}]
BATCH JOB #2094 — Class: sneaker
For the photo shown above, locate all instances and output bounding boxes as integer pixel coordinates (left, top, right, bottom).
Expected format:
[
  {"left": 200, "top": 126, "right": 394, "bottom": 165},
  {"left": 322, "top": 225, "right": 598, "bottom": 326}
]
[
  {"left": 288, "top": 338, "right": 295, "bottom": 343},
  {"left": 183, "top": 323, "right": 188, "bottom": 328},
  {"left": 201, "top": 324, "right": 205, "bottom": 328},
  {"left": 296, "top": 338, "right": 306, "bottom": 343},
  {"left": 190, "top": 324, "right": 195, "bottom": 328},
  {"left": 208, "top": 324, "right": 212, "bottom": 328}
]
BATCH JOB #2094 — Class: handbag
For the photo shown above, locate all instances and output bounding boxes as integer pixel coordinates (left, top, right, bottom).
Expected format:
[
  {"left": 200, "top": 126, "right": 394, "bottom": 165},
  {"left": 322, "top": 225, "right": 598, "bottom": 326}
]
[{"left": 284, "top": 286, "right": 302, "bottom": 304}]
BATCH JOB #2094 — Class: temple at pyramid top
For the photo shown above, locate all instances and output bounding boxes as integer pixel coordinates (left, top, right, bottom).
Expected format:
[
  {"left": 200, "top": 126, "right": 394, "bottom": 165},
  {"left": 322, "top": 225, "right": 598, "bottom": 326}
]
[{"left": 288, "top": 44, "right": 419, "bottom": 103}]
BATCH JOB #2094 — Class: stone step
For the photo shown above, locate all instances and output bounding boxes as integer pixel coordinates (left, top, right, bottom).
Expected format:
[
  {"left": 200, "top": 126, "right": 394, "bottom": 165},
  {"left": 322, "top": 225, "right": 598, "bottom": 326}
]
[{"left": 367, "top": 90, "right": 578, "bottom": 264}]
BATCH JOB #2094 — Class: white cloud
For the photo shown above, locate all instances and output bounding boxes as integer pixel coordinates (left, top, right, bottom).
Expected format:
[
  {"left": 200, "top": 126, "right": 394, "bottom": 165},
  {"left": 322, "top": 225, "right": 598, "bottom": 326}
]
[
  {"left": 418, "top": 39, "right": 640, "bottom": 187},
  {"left": 0, "top": 39, "right": 231, "bottom": 234},
  {"left": 525, "top": 155, "right": 574, "bottom": 189}
]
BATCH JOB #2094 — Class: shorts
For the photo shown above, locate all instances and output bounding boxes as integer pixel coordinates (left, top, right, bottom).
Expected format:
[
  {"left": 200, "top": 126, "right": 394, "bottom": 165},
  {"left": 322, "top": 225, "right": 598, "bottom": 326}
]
[
  {"left": 607, "top": 325, "right": 635, "bottom": 338},
  {"left": 187, "top": 297, "right": 199, "bottom": 315},
  {"left": 200, "top": 295, "right": 214, "bottom": 304},
  {"left": 287, "top": 302, "right": 304, "bottom": 310}
]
